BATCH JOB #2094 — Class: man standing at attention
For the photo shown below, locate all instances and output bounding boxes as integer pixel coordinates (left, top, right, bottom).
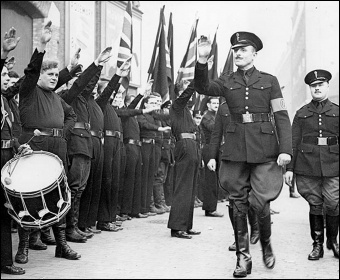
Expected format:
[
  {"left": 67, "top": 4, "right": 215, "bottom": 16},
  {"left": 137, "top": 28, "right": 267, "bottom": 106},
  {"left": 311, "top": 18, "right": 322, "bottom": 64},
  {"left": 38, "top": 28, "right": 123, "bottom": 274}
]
[
  {"left": 285, "top": 69, "right": 339, "bottom": 260},
  {"left": 194, "top": 32, "right": 292, "bottom": 277}
]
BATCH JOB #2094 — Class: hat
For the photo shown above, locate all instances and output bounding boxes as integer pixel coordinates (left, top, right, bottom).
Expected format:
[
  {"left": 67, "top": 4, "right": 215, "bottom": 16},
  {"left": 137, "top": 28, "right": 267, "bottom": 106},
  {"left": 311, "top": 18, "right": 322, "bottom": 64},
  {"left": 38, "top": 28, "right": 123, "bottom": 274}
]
[
  {"left": 230, "top": 32, "right": 263, "bottom": 51},
  {"left": 304, "top": 69, "right": 332, "bottom": 85},
  {"left": 192, "top": 110, "right": 202, "bottom": 118}
]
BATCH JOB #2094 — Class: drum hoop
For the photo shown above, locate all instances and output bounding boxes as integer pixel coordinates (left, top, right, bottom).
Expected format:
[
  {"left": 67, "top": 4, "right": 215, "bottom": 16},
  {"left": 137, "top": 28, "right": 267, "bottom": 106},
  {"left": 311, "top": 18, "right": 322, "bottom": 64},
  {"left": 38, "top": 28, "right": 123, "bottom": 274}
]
[
  {"left": 2, "top": 172, "right": 66, "bottom": 198},
  {"left": 1, "top": 151, "right": 65, "bottom": 196}
]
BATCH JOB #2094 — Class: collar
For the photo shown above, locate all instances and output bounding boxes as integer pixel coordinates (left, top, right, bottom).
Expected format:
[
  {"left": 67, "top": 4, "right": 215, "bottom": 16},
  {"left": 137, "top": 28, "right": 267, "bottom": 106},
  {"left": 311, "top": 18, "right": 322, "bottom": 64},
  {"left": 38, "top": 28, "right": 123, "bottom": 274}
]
[
  {"left": 312, "top": 98, "right": 328, "bottom": 107},
  {"left": 237, "top": 66, "right": 255, "bottom": 77}
]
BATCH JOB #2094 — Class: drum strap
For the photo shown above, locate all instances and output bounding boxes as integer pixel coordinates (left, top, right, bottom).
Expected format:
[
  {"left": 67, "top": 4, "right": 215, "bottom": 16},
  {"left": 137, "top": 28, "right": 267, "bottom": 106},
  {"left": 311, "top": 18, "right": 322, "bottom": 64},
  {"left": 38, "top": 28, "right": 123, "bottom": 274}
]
[{"left": 1, "top": 95, "right": 13, "bottom": 133}]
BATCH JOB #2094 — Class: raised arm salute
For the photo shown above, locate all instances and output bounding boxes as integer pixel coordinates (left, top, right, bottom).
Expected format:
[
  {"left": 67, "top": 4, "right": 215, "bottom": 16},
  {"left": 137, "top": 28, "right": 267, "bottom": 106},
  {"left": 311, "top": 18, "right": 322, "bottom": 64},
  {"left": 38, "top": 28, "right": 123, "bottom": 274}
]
[{"left": 194, "top": 32, "right": 292, "bottom": 278}]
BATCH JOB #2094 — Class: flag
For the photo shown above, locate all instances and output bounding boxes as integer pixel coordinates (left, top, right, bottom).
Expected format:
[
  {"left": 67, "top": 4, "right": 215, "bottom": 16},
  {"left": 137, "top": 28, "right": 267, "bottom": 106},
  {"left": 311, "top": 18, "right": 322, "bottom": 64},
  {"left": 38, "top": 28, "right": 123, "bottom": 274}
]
[
  {"left": 175, "top": 17, "right": 199, "bottom": 83},
  {"left": 167, "top": 12, "right": 175, "bottom": 101},
  {"left": 221, "top": 46, "right": 234, "bottom": 76},
  {"left": 208, "top": 26, "right": 219, "bottom": 80},
  {"left": 147, "top": 6, "right": 172, "bottom": 102},
  {"left": 199, "top": 26, "right": 219, "bottom": 112},
  {"left": 117, "top": 1, "right": 133, "bottom": 94}
]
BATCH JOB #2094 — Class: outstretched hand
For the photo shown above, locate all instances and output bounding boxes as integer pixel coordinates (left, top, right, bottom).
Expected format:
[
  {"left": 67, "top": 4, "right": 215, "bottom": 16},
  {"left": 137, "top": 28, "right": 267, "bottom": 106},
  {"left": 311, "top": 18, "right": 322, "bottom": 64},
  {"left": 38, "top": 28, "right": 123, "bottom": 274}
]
[
  {"left": 117, "top": 55, "right": 132, "bottom": 77},
  {"left": 5, "top": 56, "right": 16, "bottom": 70},
  {"left": 143, "top": 79, "right": 153, "bottom": 97},
  {"left": 2, "top": 27, "right": 21, "bottom": 54},
  {"left": 41, "top": 21, "right": 52, "bottom": 44},
  {"left": 197, "top": 35, "right": 212, "bottom": 63},
  {"left": 70, "top": 47, "right": 81, "bottom": 69},
  {"left": 97, "top": 47, "right": 112, "bottom": 65}
]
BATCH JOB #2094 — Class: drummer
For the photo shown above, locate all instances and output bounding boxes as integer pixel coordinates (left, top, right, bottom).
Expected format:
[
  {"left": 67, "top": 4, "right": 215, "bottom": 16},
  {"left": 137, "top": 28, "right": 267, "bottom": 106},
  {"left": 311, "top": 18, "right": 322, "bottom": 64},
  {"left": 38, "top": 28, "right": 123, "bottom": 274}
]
[
  {"left": 1, "top": 27, "right": 30, "bottom": 275},
  {"left": 15, "top": 21, "right": 80, "bottom": 262}
]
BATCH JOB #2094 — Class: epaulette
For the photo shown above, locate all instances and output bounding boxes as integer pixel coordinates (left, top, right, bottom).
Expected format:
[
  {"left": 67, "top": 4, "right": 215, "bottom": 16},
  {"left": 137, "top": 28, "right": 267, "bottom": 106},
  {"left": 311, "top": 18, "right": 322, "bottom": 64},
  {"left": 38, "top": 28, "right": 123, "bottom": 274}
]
[{"left": 259, "top": 71, "right": 273, "bottom": 77}]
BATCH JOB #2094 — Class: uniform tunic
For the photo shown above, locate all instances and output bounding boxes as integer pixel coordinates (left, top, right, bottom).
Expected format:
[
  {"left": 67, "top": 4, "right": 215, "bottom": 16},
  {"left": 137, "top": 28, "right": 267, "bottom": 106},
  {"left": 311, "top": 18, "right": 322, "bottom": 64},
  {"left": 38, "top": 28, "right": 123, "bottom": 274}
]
[
  {"left": 194, "top": 62, "right": 292, "bottom": 213},
  {"left": 286, "top": 99, "right": 339, "bottom": 216}
]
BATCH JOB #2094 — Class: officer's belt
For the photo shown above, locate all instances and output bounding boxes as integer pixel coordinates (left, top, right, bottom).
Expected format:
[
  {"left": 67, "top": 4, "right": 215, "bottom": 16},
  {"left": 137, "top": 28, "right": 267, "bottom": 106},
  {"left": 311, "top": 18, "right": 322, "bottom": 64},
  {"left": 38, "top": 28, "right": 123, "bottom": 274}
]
[
  {"left": 124, "top": 138, "right": 142, "bottom": 147},
  {"left": 104, "top": 130, "right": 122, "bottom": 139},
  {"left": 23, "top": 127, "right": 63, "bottom": 137},
  {"left": 141, "top": 138, "right": 155, "bottom": 144},
  {"left": 177, "top": 133, "right": 196, "bottom": 141},
  {"left": 90, "top": 130, "right": 104, "bottom": 139},
  {"left": 74, "top": 122, "right": 91, "bottom": 130},
  {"left": 230, "top": 113, "right": 272, "bottom": 123},
  {"left": 302, "top": 136, "right": 339, "bottom": 146},
  {"left": 1, "top": 139, "right": 15, "bottom": 149}
]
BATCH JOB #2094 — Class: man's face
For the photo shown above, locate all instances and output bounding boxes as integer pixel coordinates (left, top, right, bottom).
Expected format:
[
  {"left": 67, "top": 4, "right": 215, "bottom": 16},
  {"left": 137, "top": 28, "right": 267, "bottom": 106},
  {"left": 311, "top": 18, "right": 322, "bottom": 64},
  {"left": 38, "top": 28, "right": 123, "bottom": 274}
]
[
  {"left": 309, "top": 81, "right": 329, "bottom": 101},
  {"left": 145, "top": 96, "right": 159, "bottom": 110},
  {"left": 112, "top": 93, "right": 124, "bottom": 108},
  {"left": 8, "top": 77, "right": 19, "bottom": 87},
  {"left": 207, "top": 98, "right": 220, "bottom": 112},
  {"left": 193, "top": 115, "right": 202, "bottom": 126},
  {"left": 233, "top": 46, "right": 257, "bottom": 69},
  {"left": 1, "top": 67, "right": 10, "bottom": 91},
  {"left": 38, "top": 68, "right": 59, "bottom": 90}
]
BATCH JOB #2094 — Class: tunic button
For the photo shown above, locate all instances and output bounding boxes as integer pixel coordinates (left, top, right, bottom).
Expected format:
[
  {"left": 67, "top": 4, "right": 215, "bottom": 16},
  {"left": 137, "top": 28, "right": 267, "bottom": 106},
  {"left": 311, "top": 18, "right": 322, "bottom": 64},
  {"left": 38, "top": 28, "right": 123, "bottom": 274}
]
[
  {"left": 319, "top": 115, "right": 322, "bottom": 117},
  {"left": 245, "top": 97, "right": 249, "bottom": 100},
  {"left": 319, "top": 122, "right": 322, "bottom": 125},
  {"left": 245, "top": 106, "right": 249, "bottom": 109},
  {"left": 319, "top": 118, "right": 322, "bottom": 121},
  {"left": 320, "top": 134, "right": 323, "bottom": 137},
  {"left": 261, "top": 87, "right": 264, "bottom": 89},
  {"left": 246, "top": 87, "right": 249, "bottom": 90},
  {"left": 319, "top": 130, "right": 322, "bottom": 133},
  {"left": 246, "top": 111, "right": 249, "bottom": 114},
  {"left": 245, "top": 92, "right": 249, "bottom": 95}
]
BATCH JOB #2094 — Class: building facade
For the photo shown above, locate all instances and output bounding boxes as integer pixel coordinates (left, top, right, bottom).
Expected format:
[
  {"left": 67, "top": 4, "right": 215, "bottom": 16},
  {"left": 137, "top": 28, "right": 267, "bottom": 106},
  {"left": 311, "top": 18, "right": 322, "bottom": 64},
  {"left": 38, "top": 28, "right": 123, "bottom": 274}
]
[{"left": 1, "top": 1, "right": 143, "bottom": 96}]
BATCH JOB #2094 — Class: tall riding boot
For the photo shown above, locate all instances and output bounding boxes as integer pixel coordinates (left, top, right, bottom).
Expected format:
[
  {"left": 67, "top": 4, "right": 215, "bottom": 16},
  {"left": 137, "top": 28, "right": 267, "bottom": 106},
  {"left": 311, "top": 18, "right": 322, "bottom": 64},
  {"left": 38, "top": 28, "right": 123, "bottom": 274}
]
[
  {"left": 228, "top": 205, "right": 236, "bottom": 251},
  {"left": 66, "top": 196, "right": 87, "bottom": 243},
  {"left": 308, "top": 214, "right": 324, "bottom": 260},
  {"left": 258, "top": 206, "right": 275, "bottom": 268},
  {"left": 248, "top": 206, "right": 259, "bottom": 244},
  {"left": 326, "top": 215, "right": 339, "bottom": 258},
  {"left": 29, "top": 230, "right": 47, "bottom": 250},
  {"left": 15, "top": 227, "right": 30, "bottom": 264},
  {"left": 73, "top": 193, "right": 94, "bottom": 239},
  {"left": 53, "top": 224, "right": 81, "bottom": 260},
  {"left": 233, "top": 210, "right": 252, "bottom": 278},
  {"left": 40, "top": 227, "right": 56, "bottom": 245}
]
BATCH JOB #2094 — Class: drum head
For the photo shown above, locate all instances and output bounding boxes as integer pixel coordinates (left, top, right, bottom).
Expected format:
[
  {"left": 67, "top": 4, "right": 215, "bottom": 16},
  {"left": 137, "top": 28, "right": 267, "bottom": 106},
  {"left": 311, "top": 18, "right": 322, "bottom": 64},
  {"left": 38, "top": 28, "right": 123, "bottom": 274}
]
[{"left": 1, "top": 151, "right": 63, "bottom": 193}]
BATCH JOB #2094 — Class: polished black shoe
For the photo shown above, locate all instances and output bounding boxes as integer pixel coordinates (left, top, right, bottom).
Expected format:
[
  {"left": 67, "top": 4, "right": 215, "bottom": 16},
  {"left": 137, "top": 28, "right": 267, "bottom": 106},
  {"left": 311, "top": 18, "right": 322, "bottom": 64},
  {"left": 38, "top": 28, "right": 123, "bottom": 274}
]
[
  {"left": 1, "top": 265, "right": 25, "bottom": 275},
  {"left": 97, "top": 222, "right": 121, "bottom": 232},
  {"left": 187, "top": 229, "right": 201, "bottom": 235},
  {"left": 130, "top": 213, "right": 148, "bottom": 218},
  {"left": 171, "top": 230, "right": 192, "bottom": 239},
  {"left": 228, "top": 241, "right": 236, "bottom": 251},
  {"left": 262, "top": 241, "right": 275, "bottom": 268},
  {"left": 250, "top": 231, "right": 260, "bottom": 245},
  {"left": 205, "top": 210, "right": 224, "bottom": 217},
  {"left": 327, "top": 239, "right": 339, "bottom": 259},
  {"left": 308, "top": 243, "right": 324, "bottom": 260}
]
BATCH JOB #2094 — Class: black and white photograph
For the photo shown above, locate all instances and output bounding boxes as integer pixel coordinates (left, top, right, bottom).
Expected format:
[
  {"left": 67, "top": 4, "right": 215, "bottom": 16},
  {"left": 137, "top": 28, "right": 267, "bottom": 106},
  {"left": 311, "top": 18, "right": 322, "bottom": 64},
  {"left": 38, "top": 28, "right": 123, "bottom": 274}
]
[{"left": 1, "top": 1, "right": 339, "bottom": 279}]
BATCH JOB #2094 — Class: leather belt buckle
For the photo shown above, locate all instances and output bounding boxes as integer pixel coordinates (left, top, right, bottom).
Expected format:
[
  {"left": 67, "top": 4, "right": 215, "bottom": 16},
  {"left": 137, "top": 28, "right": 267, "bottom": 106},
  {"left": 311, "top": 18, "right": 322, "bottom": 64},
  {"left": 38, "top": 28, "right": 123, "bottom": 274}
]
[
  {"left": 317, "top": 137, "right": 328, "bottom": 146},
  {"left": 84, "top": 123, "right": 91, "bottom": 131},
  {"left": 242, "top": 113, "right": 254, "bottom": 123},
  {"left": 52, "top": 128, "right": 63, "bottom": 137}
]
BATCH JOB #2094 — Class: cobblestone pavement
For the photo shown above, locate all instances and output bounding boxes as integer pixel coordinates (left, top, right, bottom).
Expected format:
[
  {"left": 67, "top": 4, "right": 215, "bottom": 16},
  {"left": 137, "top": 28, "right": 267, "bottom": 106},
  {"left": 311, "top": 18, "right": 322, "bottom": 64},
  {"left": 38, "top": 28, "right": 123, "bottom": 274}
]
[{"left": 2, "top": 184, "right": 339, "bottom": 279}]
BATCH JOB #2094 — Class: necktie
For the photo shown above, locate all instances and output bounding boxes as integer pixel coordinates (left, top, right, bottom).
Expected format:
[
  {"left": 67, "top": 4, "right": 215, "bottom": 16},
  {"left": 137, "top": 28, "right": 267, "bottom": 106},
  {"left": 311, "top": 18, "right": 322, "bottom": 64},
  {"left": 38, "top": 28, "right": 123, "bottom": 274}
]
[{"left": 243, "top": 71, "right": 249, "bottom": 84}]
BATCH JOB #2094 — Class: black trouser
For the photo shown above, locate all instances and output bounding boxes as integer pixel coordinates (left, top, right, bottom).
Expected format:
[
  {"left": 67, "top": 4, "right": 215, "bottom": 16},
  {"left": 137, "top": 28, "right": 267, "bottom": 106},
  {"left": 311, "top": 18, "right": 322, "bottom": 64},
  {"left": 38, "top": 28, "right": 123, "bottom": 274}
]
[
  {"left": 121, "top": 144, "right": 142, "bottom": 215},
  {"left": 202, "top": 144, "right": 218, "bottom": 212},
  {"left": 97, "top": 137, "right": 121, "bottom": 222},
  {"left": 79, "top": 137, "right": 104, "bottom": 228},
  {"left": 168, "top": 139, "right": 199, "bottom": 231},
  {"left": 1, "top": 149, "right": 15, "bottom": 267},
  {"left": 140, "top": 142, "right": 156, "bottom": 213}
]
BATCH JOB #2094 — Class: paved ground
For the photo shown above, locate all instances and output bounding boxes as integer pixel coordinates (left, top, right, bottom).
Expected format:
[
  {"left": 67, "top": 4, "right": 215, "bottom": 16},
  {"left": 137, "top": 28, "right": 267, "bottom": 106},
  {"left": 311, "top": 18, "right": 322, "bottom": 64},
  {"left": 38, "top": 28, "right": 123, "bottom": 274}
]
[{"left": 2, "top": 185, "right": 339, "bottom": 279}]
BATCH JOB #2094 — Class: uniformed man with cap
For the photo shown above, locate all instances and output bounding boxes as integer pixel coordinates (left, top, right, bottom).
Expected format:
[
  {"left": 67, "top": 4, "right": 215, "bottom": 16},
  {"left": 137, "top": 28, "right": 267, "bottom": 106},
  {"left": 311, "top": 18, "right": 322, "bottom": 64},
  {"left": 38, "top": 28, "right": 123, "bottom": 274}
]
[
  {"left": 194, "top": 31, "right": 292, "bottom": 277},
  {"left": 284, "top": 69, "right": 339, "bottom": 260}
]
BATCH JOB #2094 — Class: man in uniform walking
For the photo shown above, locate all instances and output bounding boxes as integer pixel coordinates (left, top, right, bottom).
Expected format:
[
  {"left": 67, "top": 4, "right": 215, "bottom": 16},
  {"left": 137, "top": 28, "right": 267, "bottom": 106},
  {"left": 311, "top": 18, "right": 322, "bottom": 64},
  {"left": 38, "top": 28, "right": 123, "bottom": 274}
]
[
  {"left": 194, "top": 32, "right": 292, "bottom": 277},
  {"left": 285, "top": 69, "right": 339, "bottom": 260}
]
